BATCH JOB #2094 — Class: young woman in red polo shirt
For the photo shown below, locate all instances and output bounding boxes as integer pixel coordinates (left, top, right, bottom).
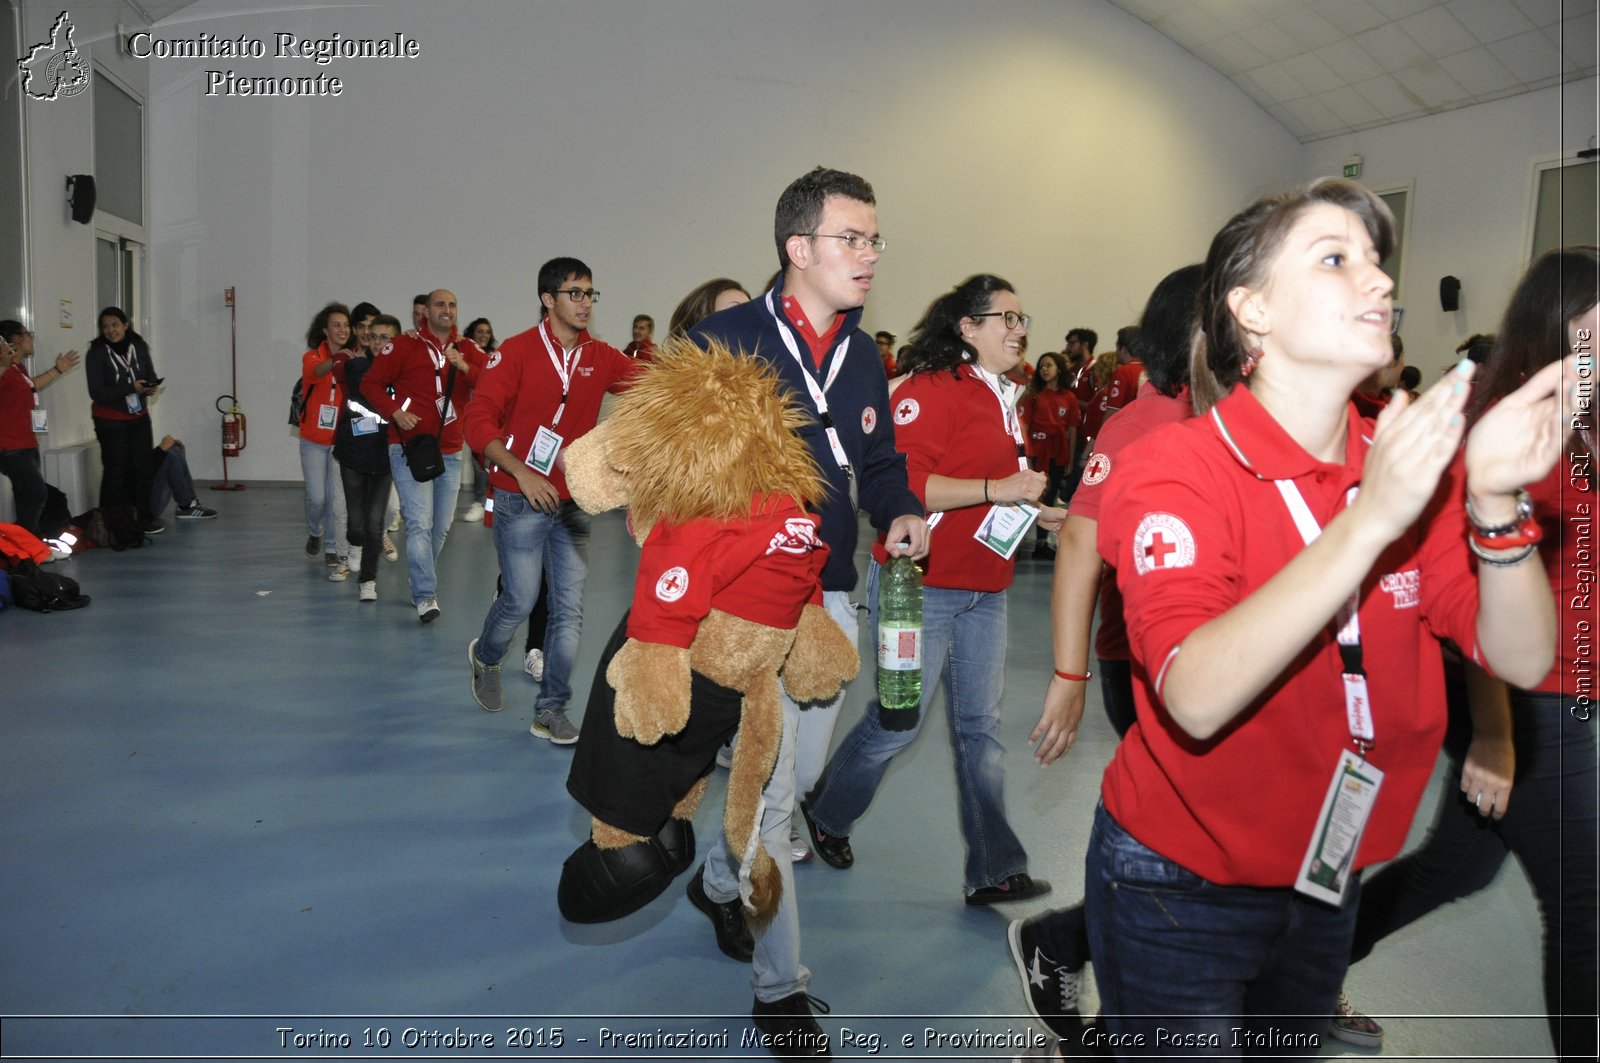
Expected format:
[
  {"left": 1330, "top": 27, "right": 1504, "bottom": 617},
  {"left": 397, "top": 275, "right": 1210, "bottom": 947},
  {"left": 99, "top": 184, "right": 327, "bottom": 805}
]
[
  {"left": 1088, "top": 178, "right": 1573, "bottom": 1052},
  {"left": 1020, "top": 350, "right": 1078, "bottom": 560},
  {"left": 298, "top": 302, "right": 352, "bottom": 575},
  {"left": 802, "top": 273, "right": 1065, "bottom": 904}
]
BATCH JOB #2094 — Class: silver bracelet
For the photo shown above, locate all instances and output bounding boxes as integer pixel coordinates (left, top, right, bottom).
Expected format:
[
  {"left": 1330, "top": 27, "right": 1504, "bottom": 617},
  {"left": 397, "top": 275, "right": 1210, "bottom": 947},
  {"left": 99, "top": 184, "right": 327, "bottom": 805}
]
[{"left": 1467, "top": 537, "right": 1537, "bottom": 566}]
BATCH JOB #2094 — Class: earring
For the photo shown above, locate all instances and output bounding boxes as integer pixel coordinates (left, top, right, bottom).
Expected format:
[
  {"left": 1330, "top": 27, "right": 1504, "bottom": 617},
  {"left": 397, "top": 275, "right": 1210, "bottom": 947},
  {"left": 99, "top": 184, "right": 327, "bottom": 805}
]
[{"left": 1241, "top": 337, "right": 1263, "bottom": 378}]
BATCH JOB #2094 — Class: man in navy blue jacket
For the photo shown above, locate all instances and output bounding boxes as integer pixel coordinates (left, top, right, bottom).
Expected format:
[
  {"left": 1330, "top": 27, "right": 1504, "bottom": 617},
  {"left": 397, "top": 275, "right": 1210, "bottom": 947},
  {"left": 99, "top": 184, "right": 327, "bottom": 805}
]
[{"left": 689, "top": 167, "right": 929, "bottom": 1059}]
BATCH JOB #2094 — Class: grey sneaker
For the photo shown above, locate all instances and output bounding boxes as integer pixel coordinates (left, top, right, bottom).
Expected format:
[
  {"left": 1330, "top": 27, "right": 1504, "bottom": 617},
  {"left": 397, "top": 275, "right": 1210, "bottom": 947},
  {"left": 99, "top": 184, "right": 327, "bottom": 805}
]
[
  {"left": 469, "top": 638, "right": 502, "bottom": 712},
  {"left": 531, "top": 708, "right": 579, "bottom": 745},
  {"left": 417, "top": 598, "right": 441, "bottom": 624}
]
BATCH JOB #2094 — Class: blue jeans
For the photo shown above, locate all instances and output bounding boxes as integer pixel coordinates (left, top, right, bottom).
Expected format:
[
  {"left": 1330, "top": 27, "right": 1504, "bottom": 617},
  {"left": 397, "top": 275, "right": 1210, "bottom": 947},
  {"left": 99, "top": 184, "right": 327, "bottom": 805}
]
[
  {"left": 299, "top": 437, "right": 347, "bottom": 557},
  {"left": 387, "top": 444, "right": 462, "bottom": 604},
  {"left": 807, "top": 562, "right": 1027, "bottom": 893},
  {"left": 1085, "top": 803, "right": 1356, "bottom": 1057},
  {"left": 703, "top": 590, "right": 857, "bottom": 1002},
  {"left": 1352, "top": 690, "right": 1596, "bottom": 1059},
  {"left": 149, "top": 442, "right": 197, "bottom": 517},
  {"left": 476, "top": 490, "right": 589, "bottom": 712}
]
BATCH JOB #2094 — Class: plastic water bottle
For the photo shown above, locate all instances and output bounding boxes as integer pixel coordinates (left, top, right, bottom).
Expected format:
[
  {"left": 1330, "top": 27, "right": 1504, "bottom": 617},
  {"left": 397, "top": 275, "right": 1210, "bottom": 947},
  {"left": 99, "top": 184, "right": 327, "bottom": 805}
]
[{"left": 876, "top": 554, "right": 923, "bottom": 731}]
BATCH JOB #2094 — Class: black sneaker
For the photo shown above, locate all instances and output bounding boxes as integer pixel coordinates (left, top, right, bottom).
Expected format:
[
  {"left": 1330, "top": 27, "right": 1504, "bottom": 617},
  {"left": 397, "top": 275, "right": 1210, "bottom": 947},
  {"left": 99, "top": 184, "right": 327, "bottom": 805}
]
[
  {"left": 751, "top": 992, "right": 831, "bottom": 1060},
  {"left": 686, "top": 864, "right": 753, "bottom": 962},
  {"left": 1008, "top": 916, "right": 1085, "bottom": 1040},
  {"left": 967, "top": 872, "right": 1052, "bottom": 905},
  {"left": 305, "top": 535, "right": 321, "bottom": 557},
  {"left": 143, "top": 519, "right": 165, "bottom": 535},
  {"left": 175, "top": 501, "right": 218, "bottom": 520},
  {"left": 798, "top": 798, "right": 852, "bottom": 869}
]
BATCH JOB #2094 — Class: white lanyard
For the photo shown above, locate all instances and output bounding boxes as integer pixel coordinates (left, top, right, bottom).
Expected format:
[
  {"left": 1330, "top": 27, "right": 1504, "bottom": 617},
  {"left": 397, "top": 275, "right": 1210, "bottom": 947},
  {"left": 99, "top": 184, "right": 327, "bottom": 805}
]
[
  {"left": 420, "top": 333, "right": 462, "bottom": 422},
  {"left": 109, "top": 346, "right": 138, "bottom": 382},
  {"left": 1275, "top": 480, "right": 1374, "bottom": 752},
  {"left": 765, "top": 290, "right": 852, "bottom": 475},
  {"left": 971, "top": 365, "right": 1028, "bottom": 472},
  {"left": 537, "top": 320, "right": 582, "bottom": 427}
]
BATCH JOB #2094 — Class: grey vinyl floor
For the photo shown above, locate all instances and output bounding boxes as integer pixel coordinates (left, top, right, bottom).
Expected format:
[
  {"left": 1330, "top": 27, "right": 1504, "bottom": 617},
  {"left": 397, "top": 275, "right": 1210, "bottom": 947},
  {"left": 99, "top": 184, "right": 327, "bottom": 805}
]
[{"left": 0, "top": 483, "right": 1555, "bottom": 1061}]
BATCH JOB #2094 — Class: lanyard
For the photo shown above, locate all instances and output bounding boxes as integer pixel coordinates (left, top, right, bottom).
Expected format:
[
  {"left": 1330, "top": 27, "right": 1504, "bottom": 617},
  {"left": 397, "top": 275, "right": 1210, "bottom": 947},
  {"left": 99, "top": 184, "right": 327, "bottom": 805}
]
[
  {"left": 1275, "top": 480, "right": 1374, "bottom": 754},
  {"left": 971, "top": 365, "right": 1029, "bottom": 472},
  {"left": 765, "top": 290, "right": 853, "bottom": 475},
  {"left": 538, "top": 320, "right": 582, "bottom": 427},
  {"left": 108, "top": 345, "right": 138, "bottom": 383}
]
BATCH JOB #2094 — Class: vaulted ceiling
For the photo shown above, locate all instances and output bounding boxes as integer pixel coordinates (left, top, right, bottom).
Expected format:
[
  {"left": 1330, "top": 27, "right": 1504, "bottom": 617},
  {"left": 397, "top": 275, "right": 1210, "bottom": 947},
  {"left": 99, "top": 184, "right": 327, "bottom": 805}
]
[{"left": 1106, "top": 0, "right": 1599, "bottom": 142}]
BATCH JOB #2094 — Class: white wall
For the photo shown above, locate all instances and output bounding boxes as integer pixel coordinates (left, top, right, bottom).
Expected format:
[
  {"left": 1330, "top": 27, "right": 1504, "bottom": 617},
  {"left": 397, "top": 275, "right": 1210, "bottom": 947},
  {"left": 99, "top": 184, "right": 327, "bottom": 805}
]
[
  {"left": 1303, "top": 78, "right": 1599, "bottom": 380},
  {"left": 133, "top": 0, "right": 1302, "bottom": 481},
  {"left": 19, "top": 0, "right": 150, "bottom": 493}
]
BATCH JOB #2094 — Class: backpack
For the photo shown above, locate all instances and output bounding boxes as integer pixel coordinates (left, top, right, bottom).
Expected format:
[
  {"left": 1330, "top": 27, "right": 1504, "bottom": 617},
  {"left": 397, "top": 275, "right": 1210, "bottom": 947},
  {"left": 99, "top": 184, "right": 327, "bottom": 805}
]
[
  {"left": 6, "top": 559, "right": 90, "bottom": 611},
  {"left": 288, "top": 378, "right": 306, "bottom": 427},
  {"left": 0, "top": 523, "right": 53, "bottom": 566}
]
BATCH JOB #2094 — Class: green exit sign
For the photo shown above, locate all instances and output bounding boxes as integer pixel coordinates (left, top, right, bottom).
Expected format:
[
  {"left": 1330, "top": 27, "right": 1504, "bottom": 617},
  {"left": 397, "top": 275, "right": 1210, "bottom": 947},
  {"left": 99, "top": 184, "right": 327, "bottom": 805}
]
[{"left": 1343, "top": 157, "right": 1363, "bottom": 179}]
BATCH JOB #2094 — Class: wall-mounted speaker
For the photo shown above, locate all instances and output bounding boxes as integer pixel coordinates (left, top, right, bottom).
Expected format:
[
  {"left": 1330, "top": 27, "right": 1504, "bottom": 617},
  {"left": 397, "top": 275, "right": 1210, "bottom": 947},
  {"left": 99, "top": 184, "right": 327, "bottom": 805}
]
[
  {"left": 66, "top": 174, "right": 96, "bottom": 224},
  {"left": 1439, "top": 275, "right": 1461, "bottom": 312}
]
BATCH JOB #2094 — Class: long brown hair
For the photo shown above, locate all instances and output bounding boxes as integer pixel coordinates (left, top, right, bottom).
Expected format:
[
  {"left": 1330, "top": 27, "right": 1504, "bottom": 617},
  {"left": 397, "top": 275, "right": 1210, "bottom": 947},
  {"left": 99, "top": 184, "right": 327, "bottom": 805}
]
[{"left": 1468, "top": 246, "right": 1599, "bottom": 424}]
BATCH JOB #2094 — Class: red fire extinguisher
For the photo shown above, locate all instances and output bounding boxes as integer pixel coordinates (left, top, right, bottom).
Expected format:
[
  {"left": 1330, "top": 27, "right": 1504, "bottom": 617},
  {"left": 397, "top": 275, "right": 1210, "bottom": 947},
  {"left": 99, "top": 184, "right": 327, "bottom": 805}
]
[{"left": 217, "top": 394, "right": 247, "bottom": 456}]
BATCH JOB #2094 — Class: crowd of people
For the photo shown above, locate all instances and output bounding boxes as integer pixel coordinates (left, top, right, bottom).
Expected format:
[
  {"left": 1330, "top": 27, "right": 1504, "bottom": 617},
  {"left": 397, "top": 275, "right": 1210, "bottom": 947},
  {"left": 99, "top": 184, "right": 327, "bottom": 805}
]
[{"left": 6, "top": 163, "right": 1593, "bottom": 1063}]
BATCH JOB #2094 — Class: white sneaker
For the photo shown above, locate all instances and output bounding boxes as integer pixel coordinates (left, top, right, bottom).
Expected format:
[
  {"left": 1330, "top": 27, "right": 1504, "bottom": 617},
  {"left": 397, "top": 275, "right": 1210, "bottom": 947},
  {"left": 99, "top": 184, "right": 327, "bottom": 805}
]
[
  {"left": 358, "top": 581, "right": 377, "bottom": 602},
  {"left": 328, "top": 560, "right": 350, "bottom": 582},
  {"left": 524, "top": 648, "right": 545, "bottom": 681},
  {"left": 388, "top": 513, "right": 403, "bottom": 532},
  {"left": 417, "top": 597, "right": 441, "bottom": 623},
  {"left": 463, "top": 502, "right": 485, "bottom": 523},
  {"left": 382, "top": 533, "right": 398, "bottom": 561},
  {"left": 347, "top": 545, "right": 363, "bottom": 574}
]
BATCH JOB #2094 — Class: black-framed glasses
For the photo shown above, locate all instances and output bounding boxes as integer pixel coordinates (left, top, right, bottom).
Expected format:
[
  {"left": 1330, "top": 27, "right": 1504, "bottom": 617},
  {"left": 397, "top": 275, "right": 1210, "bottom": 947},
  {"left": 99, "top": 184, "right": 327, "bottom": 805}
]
[
  {"left": 971, "top": 311, "right": 1032, "bottom": 330},
  {"left": 554, "top": 288, "right": 600, "bottom": 303},
  {"left": 802, "top": 233, "right": 887, "bottom": 253}
]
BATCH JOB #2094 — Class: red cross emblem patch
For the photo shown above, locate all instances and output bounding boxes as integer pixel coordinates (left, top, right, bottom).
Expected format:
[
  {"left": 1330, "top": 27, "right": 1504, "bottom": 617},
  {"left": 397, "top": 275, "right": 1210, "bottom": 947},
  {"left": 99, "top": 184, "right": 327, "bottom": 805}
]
[
  {"left": 1132, "top": 512, "right": 1195, "bottom": 575},
  {"left": 654, "top": 566, "right": 690, "bottom": 602},
  {"left": 1082, "top": 452, "right": 1112, "bottom": 486},
  {"left": 893, "top": 398, "right": 920, "bottom": 425}
]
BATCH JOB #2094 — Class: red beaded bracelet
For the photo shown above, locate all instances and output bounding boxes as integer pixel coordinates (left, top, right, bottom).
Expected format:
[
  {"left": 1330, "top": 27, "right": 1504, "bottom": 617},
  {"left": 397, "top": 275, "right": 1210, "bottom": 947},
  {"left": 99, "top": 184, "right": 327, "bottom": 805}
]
[
  {"left": 1054, "top": 669, "right": 1092, "bottom": 682},
  {"left": 1467, "top": 517, "right": 1543, "bottom": 553}
]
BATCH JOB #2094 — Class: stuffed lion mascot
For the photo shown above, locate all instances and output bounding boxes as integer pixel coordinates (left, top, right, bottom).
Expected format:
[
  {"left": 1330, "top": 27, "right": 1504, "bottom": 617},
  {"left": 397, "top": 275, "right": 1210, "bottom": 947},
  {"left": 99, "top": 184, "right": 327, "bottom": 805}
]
[{"left": 557, "top": 337, "right": 860, "bottom": 926}]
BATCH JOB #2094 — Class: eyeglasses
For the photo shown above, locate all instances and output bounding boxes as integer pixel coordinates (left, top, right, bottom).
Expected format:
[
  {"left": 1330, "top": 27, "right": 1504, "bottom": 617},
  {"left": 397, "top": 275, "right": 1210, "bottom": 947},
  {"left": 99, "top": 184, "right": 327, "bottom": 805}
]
[
  {"left": 802, "top": 233, "right": 887, "bottom": 254},
  {"left": 553, "top": 288, "right": 600, "bottom": 303},
  {"left": 971, "top": 311, "right": 1032, "bottom": 330}
]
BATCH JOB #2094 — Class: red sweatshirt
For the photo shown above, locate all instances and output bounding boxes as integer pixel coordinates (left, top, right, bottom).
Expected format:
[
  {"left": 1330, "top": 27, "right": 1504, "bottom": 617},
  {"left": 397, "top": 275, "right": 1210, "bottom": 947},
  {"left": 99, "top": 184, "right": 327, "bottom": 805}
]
[
  {"left": 359, "top": 324, "right": 487, "bottom": 453},
  {"left": 462, "top": 319, "right": 642, "bottom": 499}
]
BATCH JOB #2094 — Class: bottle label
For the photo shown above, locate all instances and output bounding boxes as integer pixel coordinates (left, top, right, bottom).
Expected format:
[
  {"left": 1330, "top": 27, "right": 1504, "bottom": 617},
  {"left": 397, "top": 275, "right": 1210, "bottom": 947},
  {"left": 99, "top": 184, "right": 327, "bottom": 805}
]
[{"left": 877, "top": 623, "right": 922, "bottom": 671}]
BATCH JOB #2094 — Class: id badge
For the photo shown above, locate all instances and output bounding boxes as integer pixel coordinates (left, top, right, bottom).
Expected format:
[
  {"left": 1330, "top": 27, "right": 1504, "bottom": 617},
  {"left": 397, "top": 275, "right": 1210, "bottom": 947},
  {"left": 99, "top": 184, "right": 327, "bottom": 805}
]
[
  {"left": 528, "top": 425, "right": 563, "bottom": 476},
  {"left": 317, "top": 403, "right": 338, "bottom": 431},
  {"left": 1295, "top": 748, "right": 1384, "bottom": 906},
  {"left": 436, "top": 395, "right": 458, "bottom": 427},
  {"left": 351, "top": 415, "right": 380, "bottom": 437},
  {"left": 973, "top": 502, "right": 1039, "bottom": 559},
  {"left": 126, "top": 393, "right": 144, "bottom": 415},
  {"left": 30, "top": 408, "right": 48, "bottom": 433}
]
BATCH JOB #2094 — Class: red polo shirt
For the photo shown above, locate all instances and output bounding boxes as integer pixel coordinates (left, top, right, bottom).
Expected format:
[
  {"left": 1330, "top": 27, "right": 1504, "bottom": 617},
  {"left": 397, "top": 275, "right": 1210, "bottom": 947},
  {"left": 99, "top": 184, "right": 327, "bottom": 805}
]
[
  {"left": 0, "top": 363, "right": 38, "bottom": 451},
  {"left": 1021, "top": 387, "right": 1080, "bottom": 468},
  {"left": 1097, "top": 384, "right": 1484, "bottom": 886},
  {"left": 780, "top": 295, "right": 842, "bottom": 368},
  {"left": 870, "top": 365, "right": 1027, "bottom": 593},
  {"left": 1069, "top": 383, "right": 1193, "bottom": 660}
]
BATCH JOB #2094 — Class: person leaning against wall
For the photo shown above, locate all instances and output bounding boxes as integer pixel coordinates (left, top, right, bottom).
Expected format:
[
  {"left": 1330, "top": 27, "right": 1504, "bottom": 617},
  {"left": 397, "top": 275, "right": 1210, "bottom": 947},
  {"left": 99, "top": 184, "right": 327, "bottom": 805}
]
[{"left": 84, "top": 307, "right": 163, "bottom": 535}]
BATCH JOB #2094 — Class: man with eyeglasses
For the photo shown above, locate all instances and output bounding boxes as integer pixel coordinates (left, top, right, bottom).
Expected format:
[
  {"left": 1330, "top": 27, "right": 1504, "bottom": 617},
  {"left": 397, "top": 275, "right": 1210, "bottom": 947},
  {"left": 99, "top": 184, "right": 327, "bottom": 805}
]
[
  {"left": 684, "top": 166, "right": 929, "bottom": 1059},
  {"left": 464, "top": 257, "right": 642, "bottom": 744},
  {"left": 360, "top": 289, "right": 489, "bottom": 623}
]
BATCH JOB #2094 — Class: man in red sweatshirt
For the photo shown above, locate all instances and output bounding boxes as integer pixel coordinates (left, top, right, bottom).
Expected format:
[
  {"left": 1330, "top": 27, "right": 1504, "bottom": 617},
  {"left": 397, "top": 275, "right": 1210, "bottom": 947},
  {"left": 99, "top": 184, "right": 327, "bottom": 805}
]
[
  {"left": 359, "top": 288, "right": 487, "bottom": 623},
  {"left": 463, "top": 257, "right": 642, "bottom": 742}
]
